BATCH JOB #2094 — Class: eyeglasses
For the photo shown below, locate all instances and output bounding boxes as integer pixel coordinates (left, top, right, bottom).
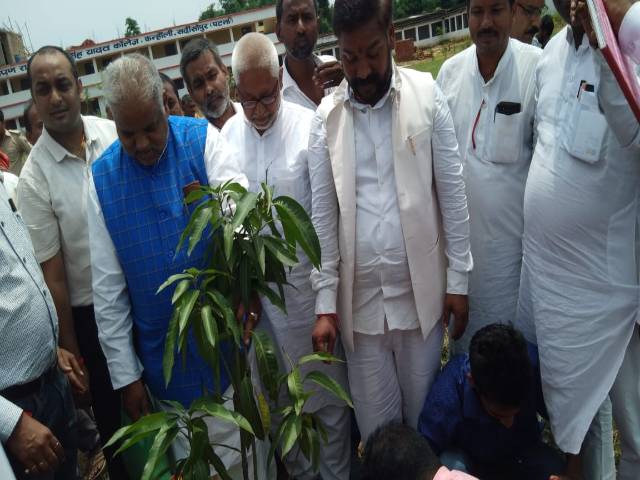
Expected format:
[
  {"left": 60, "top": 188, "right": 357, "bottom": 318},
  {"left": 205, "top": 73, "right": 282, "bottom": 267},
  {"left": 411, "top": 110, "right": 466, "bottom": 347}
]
[
  {"left": 238, "top": 83, "right": 280, "bottom": 110},
  {"left": 516, "top": 1, "right": 547, "bottom": 18}
]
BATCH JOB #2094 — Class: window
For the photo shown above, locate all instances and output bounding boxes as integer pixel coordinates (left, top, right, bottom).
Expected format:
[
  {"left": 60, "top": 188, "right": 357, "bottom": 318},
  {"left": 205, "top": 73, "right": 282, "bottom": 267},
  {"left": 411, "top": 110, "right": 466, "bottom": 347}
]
[
  {"left": 81, "top": 61, "right": 95, "bottom": 76},
  {"left": 418, "top": 25, "right": 430, "bottom": 40},
  {"left": 174, "top": 77, "right": 185, "bottom": 90},
  {"left": 404, "top": 28, "right": 416, "bottom": 40},
  {"left": 456, "top": 15, "right": 462, "bottom": 31},
  {"left": 19, "top": 77, "right": 29, "bottom": 91},
  {"left": 0, "top": 81, "right": 8, "bottom": 96},
  {"left": 444, "top": 19, "right": 450, "bottom": 33},
  {"left": 463, "top": 13, "right": 468, "bottom": 28},
  {"left": 432, "top": 22, "right": 443, "bottom": 37},
  {"left": 395, "top": 30, "right": 403, "bottom": 40},
  {"left": 164, "top": 42, "right": 178, "bottom": 57}
]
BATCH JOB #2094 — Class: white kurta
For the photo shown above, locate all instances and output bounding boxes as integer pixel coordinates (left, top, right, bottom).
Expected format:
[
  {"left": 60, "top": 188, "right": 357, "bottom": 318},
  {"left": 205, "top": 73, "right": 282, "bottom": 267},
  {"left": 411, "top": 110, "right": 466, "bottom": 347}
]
[
  {"left": 437, "top": 39, "right": 541, "bottom": 351},
  {"left": 221, "top": 101, "right": 349, "bottom": 412},
  {"left": 515, "top": 27, "right": 640, "bottom": 454}
]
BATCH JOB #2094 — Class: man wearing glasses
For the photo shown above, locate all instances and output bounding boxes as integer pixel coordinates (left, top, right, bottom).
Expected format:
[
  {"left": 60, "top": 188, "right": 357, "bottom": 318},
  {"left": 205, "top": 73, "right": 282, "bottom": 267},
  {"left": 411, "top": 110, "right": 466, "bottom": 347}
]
[
  {"left": 222, "top": 32, "right": 352, "bottom": 480},
  {"left": 511, "top": 0, "right": 547, "bottom": 44}
]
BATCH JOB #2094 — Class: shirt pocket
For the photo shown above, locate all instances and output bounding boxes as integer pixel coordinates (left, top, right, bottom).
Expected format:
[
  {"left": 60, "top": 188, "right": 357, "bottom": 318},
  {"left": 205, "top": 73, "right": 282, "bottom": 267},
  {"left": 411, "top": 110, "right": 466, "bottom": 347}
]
[
  {"left": 490, "top": 111, "right": 525, "bottom": 164},
  {"left": 406, "top": 126, "right": 432, "bottom": 157}
]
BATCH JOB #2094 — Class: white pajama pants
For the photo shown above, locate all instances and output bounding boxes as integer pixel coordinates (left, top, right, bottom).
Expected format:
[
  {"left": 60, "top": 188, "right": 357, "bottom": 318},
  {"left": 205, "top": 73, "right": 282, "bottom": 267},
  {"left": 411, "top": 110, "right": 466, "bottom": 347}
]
[
  {"left": 345, "top": 323, "right": 444, "bottom": 441},
  {"left": 582, "top": 325, "right": 640, "bottom": 480}
]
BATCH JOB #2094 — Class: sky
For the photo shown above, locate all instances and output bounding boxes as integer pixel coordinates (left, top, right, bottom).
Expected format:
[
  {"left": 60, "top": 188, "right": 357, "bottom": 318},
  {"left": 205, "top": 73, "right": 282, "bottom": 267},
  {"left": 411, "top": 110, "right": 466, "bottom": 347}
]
[{"left": 3, "top": 0, "right": 221, "bottom": 52}]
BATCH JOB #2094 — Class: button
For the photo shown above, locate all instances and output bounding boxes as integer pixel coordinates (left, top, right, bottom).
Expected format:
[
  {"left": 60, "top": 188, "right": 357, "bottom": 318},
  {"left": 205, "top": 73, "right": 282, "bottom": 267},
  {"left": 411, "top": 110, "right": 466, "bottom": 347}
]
[
  {"left": 0, "top": 221, "right": 4, "bottom": 228},
  {"left": 22, "top": 257, "right": 27, "bottom": 263},
  {"left": 43, "top": 289, "right": 47, "bottom": 296},
  {"left": 159, "top": 210, "right": 167, "bottom": 220},
  {"left": 168, "top": 250, "right": 174, "bottom": 258}
]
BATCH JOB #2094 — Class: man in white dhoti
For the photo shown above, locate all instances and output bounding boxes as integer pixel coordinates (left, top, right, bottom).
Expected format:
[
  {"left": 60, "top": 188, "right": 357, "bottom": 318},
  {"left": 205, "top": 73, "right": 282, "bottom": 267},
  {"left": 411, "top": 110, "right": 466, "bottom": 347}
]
[
  {"left": 515, "top": 0, "right": 640, "bottom": 478},
  {"left": 308, "top": 0, "right": 473, "bottom": 441},
  {"left": 437, "top": 0, "right": 541, "bottom": 352},
  {"left": 223, "top": 33, "right": 352, "bottom": 480}
]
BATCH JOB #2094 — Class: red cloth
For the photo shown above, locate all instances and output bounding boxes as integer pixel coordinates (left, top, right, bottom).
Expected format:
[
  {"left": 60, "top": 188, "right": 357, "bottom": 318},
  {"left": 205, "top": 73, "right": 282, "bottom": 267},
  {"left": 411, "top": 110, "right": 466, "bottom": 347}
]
[{"left": 0, "top": 150, "right": 9, "bottom": 171}]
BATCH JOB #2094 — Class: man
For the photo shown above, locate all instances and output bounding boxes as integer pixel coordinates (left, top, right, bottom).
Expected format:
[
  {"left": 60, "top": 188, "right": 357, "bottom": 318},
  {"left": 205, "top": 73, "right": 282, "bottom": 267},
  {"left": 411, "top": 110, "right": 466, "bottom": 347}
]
[
  {"left": 276, "top": 0, "right": 344, "bottom": 109},
  {"left": 180, "top": 38, "right": 238, "bottom": 129},
  {"left": 515, "top": 0, "right": 640, "bottom": 477},
  {"left": 0, "top": 110, "right": 31, "bottom": 175},
  {"left": 86, "top": 54, "right": 268, "bottom": 478},
  {"left": 22, "top": 101, "right": 44, "bottom": 145},
  {"left": 511, "top": 0, "right": 545, "bottom": 43},
  {"left": 160, "top": 72, "right": 184, "bottom": 116},
  {"left": 15, "top": 45, "right": 127, "bottom": 479},
  {"left": 533, "top": 14, "right": 554, "bottom": 48},
  {"left": 180, "top": 93, "right": 199, "bottom": 117},
  {"left": 362, "top": 423, "right": 478, "bottom": 480},
  {"left": 309, "top": 0, "right": 472, "bottom": 441},
  {"left": 418, "top": 324, "right": 566, "bottom": 479},
  {"left": 0, "top": 170, "right": 79, "bottom": 479},
  {"left": 437, "top": 0, "right": 541, "bottom": 353},
  {"left": 602, "top": 0, "right": 639, "bottom": 62},
  {"left": 223, "top": 32, "right": 351, "bottom": 479}
]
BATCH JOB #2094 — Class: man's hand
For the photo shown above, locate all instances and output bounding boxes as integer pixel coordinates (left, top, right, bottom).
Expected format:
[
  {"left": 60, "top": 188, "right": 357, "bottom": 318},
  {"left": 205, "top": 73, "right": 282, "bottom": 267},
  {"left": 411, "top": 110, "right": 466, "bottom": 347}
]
[
  {"left": 442, "top": 294, "right": 469, "bottom": 341},
  {"left": 313, "top": 61, "right": 344, "bottom": 89},
  {"left": 122, "top": 379, "right": 150, "bottom": 422},
  {"left": 312, "top": 315, "right": 338, "bottom": 356},
  {"left": 602, "top": 0, "right": 634, "bottom": 33},
  {"left": 57, "top": 348, "right": 88, "bottom": 398},
  {"left": 572, "top": 0, "right": 598, "bottom": 47},
  {"left": 6, "top": 412, "right": 65, "bottom": 476},
  {"left": 236, "top": 293, "right": 262, "bottom": 346}
]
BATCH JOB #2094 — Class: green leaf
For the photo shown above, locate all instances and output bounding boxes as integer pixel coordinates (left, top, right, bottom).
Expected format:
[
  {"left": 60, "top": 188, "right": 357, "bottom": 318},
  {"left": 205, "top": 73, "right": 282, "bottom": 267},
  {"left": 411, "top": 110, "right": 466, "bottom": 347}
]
[
  {"left": 237, "top": 376, "right": 266, "bottom": 440},
  {"left": 223, "top": 222, "right": 235, "bottom": 261},
  {"left": 141, "top": 424, "right": 179, "bottom": 480},
  {"left": 223, "top": 181, "right": 247, "bottom": 195},
  {"left": 203, "top": 444, "right": 232, "bottom": 480},
  {"left": 163, "top": 307, "right": 180, "bottom": 387},
  {"left": 254, "top": 236, "right": 266, "bottom": 276},
  {"left": 253, "top": 331, "right": 280, "bottom": 402},
  {"left": 257, "top": 391, "right": 271, "bottom": 433},
  {"left": 171, "top": 279, "right": 191, "bottom": 305},
  {"left": 188, "top": 205, "right": 214, "bottom": 256},
  {"left": 201, "top": 304, "right": 218, "bottom": 350},
  {"left": 184, "top": 186, "right": 208, "bottom": 204},
  {"left": 263, "top": 236, "right": 298, "bottom": 267},
  {"left": 254, "top": 283, "right": 286, "bottom": 314},
  {"left": 297, "top": 352, "right": 345, "bottom": 366},
  {"left": 273, "top": 195, "right": 321, "bottom": 268},
  {"left": 191, "top": 397, "right": 255, "bottom": 435},
  {"left": 280, "top": 414, "right": 302, "bottom": 457},
  {"left": 287, "top": 368, "right": 305, "bottom": 415},
  {"left": 305, "top": 371, "right": 354, "bottom": 408},
  {"left": 156, "top": 272, "right": 193, "bottom": 294},
  {"left": 231, "top": 191, "right": 259, "bottom": 231},
  {"left": 207, "top": 291, "right": 241, "bottom": 347},
  {"left": 178, "top": 290, "right": 199, "bottom": 342}
]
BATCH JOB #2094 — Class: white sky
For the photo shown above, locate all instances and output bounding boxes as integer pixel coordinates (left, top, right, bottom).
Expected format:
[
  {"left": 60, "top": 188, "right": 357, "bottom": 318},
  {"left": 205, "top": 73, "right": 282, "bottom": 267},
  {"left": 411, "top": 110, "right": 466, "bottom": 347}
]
[{"left": 3, "top": 0, "right": 220, "bottom": 52}]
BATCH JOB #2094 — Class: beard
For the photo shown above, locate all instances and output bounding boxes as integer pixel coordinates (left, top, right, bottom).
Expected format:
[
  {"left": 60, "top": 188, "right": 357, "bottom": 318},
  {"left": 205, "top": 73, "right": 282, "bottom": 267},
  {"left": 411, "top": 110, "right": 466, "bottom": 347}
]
[
  {"left": 288, "top": 38, "right": 315, "bottom": 61},
  {"left": 349, "top": 63, "right": 392, "bottom": 106},
  {"left": 203, "top": 81, "right": 231, "bottom": 119}
]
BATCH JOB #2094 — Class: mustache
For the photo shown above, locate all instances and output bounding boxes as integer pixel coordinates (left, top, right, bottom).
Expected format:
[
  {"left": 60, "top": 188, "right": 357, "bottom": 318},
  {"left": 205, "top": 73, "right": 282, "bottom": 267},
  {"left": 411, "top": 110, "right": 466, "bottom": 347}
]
[
  {"left": 477, "top": 28, "right": 499, "bottom": 37},
  {"left": 351, "top": 73, "right": 382, "bottom": 90}
]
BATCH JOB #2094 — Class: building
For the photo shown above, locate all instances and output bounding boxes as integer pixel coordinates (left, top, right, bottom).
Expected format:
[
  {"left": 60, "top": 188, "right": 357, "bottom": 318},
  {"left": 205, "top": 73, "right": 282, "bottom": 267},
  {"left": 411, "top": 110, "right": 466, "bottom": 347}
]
[
  {"left": 0, "top": 29, "right": 28, "bottom": 67},
  {"left": 0, "top": 5, "right": 469, "bottom": 129}
]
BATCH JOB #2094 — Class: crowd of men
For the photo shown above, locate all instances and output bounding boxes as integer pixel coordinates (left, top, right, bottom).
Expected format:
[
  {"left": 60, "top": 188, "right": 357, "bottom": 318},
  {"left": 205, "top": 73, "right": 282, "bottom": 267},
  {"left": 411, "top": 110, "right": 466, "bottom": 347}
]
[{"left": 0, "top": 0, "right": 639, "bottom": 478}]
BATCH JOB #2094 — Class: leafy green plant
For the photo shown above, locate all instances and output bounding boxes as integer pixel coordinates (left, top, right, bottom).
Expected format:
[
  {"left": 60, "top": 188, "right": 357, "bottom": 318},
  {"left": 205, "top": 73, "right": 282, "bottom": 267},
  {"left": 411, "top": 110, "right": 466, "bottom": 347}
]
[{"left": 106, "top": 181, "right": 352, "bottom": 480}]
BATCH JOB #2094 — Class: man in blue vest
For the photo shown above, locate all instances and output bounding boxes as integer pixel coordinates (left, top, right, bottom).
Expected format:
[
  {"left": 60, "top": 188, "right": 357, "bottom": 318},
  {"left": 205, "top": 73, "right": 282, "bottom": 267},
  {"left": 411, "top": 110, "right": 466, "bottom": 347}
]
[{"left": 85, "top": 54, "right": 262, "bottom": 477}]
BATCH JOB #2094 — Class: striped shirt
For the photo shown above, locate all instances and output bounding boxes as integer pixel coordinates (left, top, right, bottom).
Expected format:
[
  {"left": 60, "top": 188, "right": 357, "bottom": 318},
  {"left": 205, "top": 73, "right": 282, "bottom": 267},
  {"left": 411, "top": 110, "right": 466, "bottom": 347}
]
[{"left": 0, "top": 172, "right": 58, "bottom": 442}]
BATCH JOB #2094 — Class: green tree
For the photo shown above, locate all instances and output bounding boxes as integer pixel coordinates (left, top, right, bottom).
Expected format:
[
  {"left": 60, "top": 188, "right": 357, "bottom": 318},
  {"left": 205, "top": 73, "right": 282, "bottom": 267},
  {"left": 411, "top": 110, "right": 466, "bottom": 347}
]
[
  {"left": 317, "top": 0, "right": 333, "bottom": 34},
  {"left": 124, "top": 17, "right": 141, "bottom": 37}
]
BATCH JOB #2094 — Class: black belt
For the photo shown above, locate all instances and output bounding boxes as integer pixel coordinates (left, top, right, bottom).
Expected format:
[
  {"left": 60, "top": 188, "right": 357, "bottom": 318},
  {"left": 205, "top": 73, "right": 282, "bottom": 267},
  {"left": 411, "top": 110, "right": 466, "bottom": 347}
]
[{"left": 0, "top": 364, "right": 58, "bottom": 403}]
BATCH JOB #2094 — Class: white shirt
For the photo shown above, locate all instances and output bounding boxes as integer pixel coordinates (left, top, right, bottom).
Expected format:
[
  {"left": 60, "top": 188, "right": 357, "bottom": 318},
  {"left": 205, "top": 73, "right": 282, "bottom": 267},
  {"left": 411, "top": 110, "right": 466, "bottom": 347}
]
[
  {"left": 1, "top": 172, "right": 18, "bottom": 201},
  {"left": 87, "top": 124, "right": 247, "bottom": 389},
  {"left": 515, "top": 27, "right": 640, "bottom": 454},
  {"left": 437, "top": 39, "right": 541, "bottom": 348},
  {"left": 309, "top": 71, "right": 473, "bottom": 335},
  {"left": 282, "top": 55, "right": 336, "bottom": 110},
  {"left": 222, "top": 100, "right": 348, "bottom": 410},
  {"left": 620, "top": 2, "right": 640, "bottom": 63},
  {"left": 17, "top": 116, "right": 117, "bottom": 307}
]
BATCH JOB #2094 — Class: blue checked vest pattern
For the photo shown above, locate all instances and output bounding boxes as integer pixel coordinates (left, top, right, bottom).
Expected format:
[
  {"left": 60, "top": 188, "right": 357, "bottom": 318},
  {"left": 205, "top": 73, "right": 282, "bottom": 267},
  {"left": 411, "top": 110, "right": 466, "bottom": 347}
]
[{"left": 92, "top": 116, "right": 230, "bottom": 406}]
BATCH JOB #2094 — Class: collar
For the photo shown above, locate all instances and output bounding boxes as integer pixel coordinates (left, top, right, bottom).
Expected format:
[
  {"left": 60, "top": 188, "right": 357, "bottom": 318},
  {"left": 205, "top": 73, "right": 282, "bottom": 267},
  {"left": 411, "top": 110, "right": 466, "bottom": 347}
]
[
  {"left": 564, "top": 25, "right": 591, "bottom": 54},
  {"left": 472, "top": 39, "right": 514, "bottom": 87},
  {"left": 42, "top": 115, "right": 97, "bottom": 163},
  {"left": 344, "top": 61, "right": 399, "bottom": 111}
]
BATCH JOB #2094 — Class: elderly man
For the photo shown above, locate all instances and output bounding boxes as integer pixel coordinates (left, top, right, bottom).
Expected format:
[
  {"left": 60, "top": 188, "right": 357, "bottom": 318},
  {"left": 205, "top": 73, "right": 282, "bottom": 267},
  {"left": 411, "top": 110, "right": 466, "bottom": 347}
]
[
  {"left": 22, "top": 101, "right": 44, "bottom": 145},
  {"left": 0, "top": 171, "right": 78, "bottom": 480},
  {"left": 437, "top": 0, "right": 541, "bottom": 353},
  {"left": 223, "top": 32, "right": 351, "bottom": 479},
  {"left": 0, "top": 110, "right": 31, "bottom": 175},
  {"left": 515, "top": 0, "right": 640, "bottom": 478},
  {"left": 309, "top": 0, "right": 472, "bottom": 441},
  {"left": 180, "top": 38, "right": 239, "bottom": 129},
  {"left": 276, "top": 0, "right": 343, "bottom": 109},
  {"left": 86, "top": 54, "right": 270, "bottom": 478},
  {"left": 16, "top": 45, "right": 126, "bottom": 479},
  {"left": 511, "top": 0, "right": 545, "bottom": 43}
]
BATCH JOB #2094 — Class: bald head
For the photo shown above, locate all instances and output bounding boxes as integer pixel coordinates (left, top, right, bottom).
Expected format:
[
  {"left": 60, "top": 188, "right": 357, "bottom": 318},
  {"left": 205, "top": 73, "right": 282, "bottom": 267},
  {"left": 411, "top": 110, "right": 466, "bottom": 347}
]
[{"left": 231, "top": 32, "right": 280, "bottom": 83}]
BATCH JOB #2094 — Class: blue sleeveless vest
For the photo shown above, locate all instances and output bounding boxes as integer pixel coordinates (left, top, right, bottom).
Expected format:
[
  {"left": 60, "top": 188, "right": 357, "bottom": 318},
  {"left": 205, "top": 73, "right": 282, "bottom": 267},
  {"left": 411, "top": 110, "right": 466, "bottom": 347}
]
[{"left": 92, "top": 116, "right": 230, "bottom": 407}]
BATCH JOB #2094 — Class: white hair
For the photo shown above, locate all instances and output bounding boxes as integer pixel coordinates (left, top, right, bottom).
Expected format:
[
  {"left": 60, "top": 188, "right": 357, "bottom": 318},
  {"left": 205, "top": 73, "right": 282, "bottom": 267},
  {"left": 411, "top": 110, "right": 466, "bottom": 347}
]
[
  {"left": 102, "top": 53, "right": 164, "bottom": 113},
  {"left": 231, "top": 32, "right": 279, "bottom": 81}
]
